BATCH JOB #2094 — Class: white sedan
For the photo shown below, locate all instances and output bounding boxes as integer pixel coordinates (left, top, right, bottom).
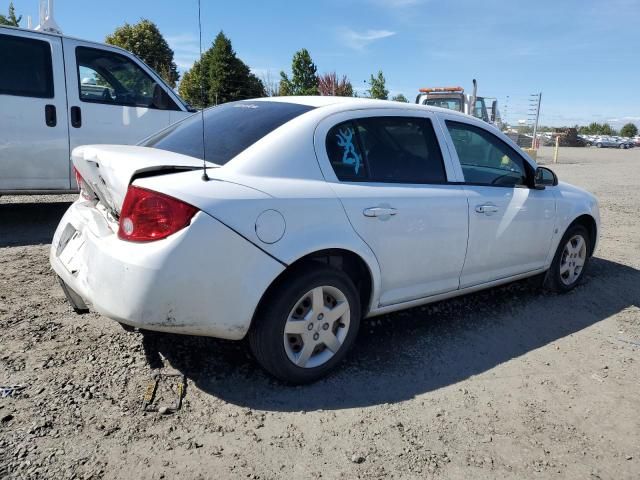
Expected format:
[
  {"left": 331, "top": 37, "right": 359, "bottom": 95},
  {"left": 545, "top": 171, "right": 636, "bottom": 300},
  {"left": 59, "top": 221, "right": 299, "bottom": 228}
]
[{"left": 50, "top": 97, "right": 600, "bottom": 384}]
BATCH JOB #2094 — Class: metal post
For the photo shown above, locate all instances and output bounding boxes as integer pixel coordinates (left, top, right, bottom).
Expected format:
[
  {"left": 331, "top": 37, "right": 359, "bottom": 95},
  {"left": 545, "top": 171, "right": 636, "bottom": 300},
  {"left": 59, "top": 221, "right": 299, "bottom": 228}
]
[
  {"left": 531, "top": 92, "right": 542, "bottom": 149},
  {"left": 553, "top": 135, "right": 559, "bottom": 164}
]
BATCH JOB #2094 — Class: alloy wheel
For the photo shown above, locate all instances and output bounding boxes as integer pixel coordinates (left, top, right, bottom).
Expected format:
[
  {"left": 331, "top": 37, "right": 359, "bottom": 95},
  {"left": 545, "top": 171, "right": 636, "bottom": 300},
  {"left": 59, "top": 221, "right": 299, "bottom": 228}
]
[
  {"left": 559, "top": 234, "right": 587, "bottom": 286},
  {"left": 283, "top": 285, "right": 350, "bottom": 368}
]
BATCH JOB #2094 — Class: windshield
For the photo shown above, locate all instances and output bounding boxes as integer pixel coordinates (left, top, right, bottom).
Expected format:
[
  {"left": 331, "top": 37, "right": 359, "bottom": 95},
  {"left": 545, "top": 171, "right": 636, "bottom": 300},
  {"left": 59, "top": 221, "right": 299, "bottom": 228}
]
[
  {"left": 424, "top": 98, "right": 463, "bottom": 111},
  {"left": 473, "top": 98, "right": 489, "bottom": 122},
  {"left": 142, "top": 101, "right": 315, "bottom": 165}
]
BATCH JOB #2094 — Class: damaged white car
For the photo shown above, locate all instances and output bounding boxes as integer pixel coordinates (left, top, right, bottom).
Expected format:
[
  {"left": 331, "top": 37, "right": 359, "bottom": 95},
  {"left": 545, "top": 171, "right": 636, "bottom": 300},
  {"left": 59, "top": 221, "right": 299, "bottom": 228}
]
[{"left": 51, "top": 97, "right": 600, "bottom": 383}]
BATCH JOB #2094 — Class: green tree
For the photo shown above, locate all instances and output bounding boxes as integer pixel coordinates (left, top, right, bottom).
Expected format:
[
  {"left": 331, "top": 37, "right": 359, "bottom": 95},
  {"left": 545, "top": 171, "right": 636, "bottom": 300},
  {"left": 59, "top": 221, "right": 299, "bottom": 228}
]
[
  {"left": 280, "top": 49, "right": 318, "bottom": 95},
  {"left": 391, "top": 93, "right": 408, "bottom": 103},
  {"left": 601, "top": 123, "right": 616, "bottom": 136},
  {"left": 367, "top": 71, "right": 388, "bottom": 100},
  {"left": 106, "top": 19, "right": 179, "bottom": 88},
  {"left": 178, "top": 61, "right": 205, "bottom": 107},
  {"left": 580, "top": 122, "right": 618, "bottom": 136},
  {"left": 0, "top": 2, "right": 21, "bottom": 26},
  {"left": 178, "top": 31, "right": 265, "bottom": 108},
  {"left": 620, "top": 123, "right": 638, "bottom": 138}
]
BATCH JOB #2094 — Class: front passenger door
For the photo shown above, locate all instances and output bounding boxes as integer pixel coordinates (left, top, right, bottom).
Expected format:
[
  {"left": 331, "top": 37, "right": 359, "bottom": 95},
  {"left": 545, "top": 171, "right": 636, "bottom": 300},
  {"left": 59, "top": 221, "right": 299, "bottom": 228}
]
[
  {"left": 63, "top": 40, "right": 185, "bottom": 152},
  {"left": 444, "top": 119, "right": 556, "bottom": 287}
]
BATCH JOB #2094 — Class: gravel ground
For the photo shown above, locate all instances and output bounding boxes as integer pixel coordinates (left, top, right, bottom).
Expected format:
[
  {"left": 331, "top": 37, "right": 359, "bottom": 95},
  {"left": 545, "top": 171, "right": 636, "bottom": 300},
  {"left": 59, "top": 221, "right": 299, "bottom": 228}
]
[{"left": 1, "top": 147, "right": 639, "bottom": 479}]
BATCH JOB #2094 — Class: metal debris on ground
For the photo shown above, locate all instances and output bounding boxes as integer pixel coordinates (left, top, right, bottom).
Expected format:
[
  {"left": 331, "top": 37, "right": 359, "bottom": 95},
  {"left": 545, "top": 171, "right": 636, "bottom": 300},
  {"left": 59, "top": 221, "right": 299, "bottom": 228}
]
[
  {"left": 1, "top": 385, "right": 27, "bottom": 398},
  {"left": 142, "top": 370, "right": 186, "bottom": 414}
]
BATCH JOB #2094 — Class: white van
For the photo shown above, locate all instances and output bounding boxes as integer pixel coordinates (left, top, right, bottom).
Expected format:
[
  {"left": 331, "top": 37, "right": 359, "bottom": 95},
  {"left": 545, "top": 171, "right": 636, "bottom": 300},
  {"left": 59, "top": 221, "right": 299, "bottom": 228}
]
[{"left": 0, "top": 26, "right": 194, "bottom": 193}]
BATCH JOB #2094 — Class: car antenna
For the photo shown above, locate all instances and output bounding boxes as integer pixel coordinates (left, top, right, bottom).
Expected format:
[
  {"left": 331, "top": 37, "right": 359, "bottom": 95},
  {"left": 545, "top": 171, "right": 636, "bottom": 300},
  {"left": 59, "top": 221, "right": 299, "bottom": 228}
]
[{"left": 197, "top": 0, "right": 209, "bottom": 182}]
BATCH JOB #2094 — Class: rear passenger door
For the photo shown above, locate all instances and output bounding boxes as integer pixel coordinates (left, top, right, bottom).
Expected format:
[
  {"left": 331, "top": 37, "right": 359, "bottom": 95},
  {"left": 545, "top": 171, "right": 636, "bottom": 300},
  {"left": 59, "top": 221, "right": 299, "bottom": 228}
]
[
  {"left": 315, "top": 110, "right": 469, "bottom": 307},
  {"left": 0, "top": 30, "right": 70, "bottom": 190}
]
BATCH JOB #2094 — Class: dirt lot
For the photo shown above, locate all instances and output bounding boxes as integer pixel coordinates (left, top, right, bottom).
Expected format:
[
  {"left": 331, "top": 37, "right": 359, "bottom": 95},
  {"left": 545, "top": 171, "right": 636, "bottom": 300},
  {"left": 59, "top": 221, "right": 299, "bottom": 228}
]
[{"left": 1, "top": 146, "right": 638, "bottom": 479}]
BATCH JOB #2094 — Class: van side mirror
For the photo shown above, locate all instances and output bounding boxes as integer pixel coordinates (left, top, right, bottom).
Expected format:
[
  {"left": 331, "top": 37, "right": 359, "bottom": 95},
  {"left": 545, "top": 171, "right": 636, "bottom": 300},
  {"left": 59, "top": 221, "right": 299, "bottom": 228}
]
[{"left": 534, "top": 166, "right": 558, "bottom": 189}]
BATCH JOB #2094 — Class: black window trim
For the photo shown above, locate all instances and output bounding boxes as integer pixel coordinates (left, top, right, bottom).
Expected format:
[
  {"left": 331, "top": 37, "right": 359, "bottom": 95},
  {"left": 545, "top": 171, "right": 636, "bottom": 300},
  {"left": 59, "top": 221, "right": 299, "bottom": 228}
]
[
  {"left": 75, "top": 46, "right": 180, "bottom": 111},
  {"left": 326, "top": 115, "right": 452, "bottom": 186},
  {"left": 445, "top": 119, "right": 535, "bottom": 189},
  {"left": 0, "top": 33, "right": 54, "bottom": 99}
]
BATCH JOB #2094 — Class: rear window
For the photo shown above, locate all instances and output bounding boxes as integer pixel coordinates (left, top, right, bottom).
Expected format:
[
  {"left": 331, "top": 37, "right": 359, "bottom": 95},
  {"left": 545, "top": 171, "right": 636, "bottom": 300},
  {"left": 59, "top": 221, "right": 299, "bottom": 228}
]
[
  {"left": 142, "top": 101, "right": 315, "bottom": 165},
  {"left": 0, "top": 34, "right": 54, "bottom": 98}
]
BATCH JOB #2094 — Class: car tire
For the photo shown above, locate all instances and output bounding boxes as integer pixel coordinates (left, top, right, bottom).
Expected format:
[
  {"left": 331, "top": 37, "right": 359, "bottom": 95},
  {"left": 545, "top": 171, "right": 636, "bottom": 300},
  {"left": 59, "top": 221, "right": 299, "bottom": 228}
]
[
  {"left": 596, "top": 143, "right": 602, "bottom": 148},
  {"left": 544, "top": 224, "right": 591, "bottom": 293},
  {"left": 249, "top": 266, "right": 361, "bottom": 384}
]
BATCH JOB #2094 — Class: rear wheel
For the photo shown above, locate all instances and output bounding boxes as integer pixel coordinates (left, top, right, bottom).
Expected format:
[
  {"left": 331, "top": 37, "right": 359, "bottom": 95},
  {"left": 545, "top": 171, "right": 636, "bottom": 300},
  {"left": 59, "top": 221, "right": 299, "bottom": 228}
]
[
  {"left": 249, "top": 266, "right": 361, "bottom": 384},
  {"left": 596, "top": 142, "right": 602, "bottom": 148},
  {"left": 544, "top": 224, "right": 590, "bottom": 293}
]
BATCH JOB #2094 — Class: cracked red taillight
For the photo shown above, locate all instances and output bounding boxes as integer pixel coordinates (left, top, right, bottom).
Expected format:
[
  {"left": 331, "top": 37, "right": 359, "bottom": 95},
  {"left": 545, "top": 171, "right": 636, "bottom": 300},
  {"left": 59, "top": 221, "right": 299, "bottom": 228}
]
[
  {"left": 73, "top": 166, "right": 94, "bottom": 200},
  {"left": 118, "top": 186, "right": 198, "bottom": 242}
]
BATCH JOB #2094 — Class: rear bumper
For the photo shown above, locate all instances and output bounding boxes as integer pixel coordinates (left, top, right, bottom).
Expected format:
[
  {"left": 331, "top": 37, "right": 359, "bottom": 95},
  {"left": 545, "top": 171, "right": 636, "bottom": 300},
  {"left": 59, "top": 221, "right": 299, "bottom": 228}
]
[{"left": 50, "top": 200, "right": 284, "bottom": 340}]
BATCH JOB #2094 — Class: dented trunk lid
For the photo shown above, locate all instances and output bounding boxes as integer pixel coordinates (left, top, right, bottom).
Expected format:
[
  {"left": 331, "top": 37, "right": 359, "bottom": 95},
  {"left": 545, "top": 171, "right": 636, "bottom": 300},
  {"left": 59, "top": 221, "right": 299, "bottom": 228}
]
[{"left": 72, "top": 145, "right": 217, "bottom": 215}]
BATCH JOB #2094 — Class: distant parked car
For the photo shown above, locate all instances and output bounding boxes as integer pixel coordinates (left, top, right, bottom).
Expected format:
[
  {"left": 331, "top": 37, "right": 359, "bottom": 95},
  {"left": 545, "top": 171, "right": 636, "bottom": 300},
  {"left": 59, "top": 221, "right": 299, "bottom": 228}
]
[
  {"left": 593, "top": 136, "right": 621, "bottom": 148},
  {"left": 619, "top": 138, "right": 634, "bottom": 149}
]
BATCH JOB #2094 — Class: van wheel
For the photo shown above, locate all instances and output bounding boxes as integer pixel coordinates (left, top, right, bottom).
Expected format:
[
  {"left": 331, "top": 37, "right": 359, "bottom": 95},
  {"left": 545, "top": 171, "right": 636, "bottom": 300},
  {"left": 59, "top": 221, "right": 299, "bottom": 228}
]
[
  {"left": 249, "top": 266, "right": 361, "bottom": 384},
  {"left": 544, "top": 225, "right": 590, "bottom": 293}
]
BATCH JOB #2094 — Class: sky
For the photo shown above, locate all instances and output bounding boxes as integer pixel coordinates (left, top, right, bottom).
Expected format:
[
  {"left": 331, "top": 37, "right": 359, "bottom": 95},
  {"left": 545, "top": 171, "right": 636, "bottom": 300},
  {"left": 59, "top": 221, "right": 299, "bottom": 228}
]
[{"left": 6, "top": 0, "right": 640, "bottom": 128}]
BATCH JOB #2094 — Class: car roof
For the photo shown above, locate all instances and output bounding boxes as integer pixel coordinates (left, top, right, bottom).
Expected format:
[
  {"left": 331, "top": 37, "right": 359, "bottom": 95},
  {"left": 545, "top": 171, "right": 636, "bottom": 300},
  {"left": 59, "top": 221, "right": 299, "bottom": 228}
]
[{"left": 251, "top": 95, "right": 471, "bottom": 118}]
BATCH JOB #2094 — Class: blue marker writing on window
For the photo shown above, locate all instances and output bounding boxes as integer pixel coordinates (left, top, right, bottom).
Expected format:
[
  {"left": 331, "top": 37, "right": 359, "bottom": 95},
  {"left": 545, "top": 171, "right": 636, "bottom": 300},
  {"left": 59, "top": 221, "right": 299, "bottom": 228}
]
[{"left": 336, "top": 128, "right": 362, "bottom": 174}]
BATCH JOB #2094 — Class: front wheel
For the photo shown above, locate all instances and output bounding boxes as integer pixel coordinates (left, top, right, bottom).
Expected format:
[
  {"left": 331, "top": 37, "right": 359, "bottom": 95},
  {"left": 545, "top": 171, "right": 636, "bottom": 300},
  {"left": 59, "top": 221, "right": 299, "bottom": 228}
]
[
  {"left": 544, "top": 225, "right": 591, "bottom": 293},
  {"left": 249, "top": 266, "right": 361, "bottom": 384}
]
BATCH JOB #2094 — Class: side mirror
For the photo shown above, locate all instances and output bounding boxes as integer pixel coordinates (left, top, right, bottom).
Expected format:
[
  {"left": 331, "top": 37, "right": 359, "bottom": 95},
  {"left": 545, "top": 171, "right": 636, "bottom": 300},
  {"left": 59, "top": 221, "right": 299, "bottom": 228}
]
[{"left": 534, "top": 166, "right": 558, "bottom": 189}]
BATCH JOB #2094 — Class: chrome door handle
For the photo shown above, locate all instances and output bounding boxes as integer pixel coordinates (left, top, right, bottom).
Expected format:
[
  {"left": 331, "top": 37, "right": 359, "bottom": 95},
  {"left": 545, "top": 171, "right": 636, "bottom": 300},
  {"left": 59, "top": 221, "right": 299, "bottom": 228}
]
[
  {"left": 363, "top": 207, "right": 398, "bottom": 217},
  {"left": 475, "top": 204, "right": 499, "bottom": 214}
]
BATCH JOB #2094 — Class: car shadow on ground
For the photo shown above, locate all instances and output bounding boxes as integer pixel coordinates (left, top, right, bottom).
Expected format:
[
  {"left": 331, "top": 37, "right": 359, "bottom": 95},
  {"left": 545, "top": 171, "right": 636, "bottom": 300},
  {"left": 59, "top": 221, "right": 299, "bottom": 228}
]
[
  {"left": 0, "top": 201, "right": 72, "bottom": 248},
  {"left": 141, "top": 256, "right": 640, "bottom": 411}
]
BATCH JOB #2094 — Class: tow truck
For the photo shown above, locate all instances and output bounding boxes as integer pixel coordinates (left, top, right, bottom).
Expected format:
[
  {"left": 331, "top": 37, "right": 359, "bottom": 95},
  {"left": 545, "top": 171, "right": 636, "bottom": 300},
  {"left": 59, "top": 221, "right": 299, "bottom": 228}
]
[{"left": 415, "top": 79, "right": 501, "bottom": 128}]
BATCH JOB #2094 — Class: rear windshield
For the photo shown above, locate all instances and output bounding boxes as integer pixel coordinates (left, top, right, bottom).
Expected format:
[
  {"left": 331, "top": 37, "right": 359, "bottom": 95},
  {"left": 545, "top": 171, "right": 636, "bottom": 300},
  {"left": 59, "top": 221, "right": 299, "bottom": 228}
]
[{"left": 141, "top": 100, "right": 315, "bottom": 165}]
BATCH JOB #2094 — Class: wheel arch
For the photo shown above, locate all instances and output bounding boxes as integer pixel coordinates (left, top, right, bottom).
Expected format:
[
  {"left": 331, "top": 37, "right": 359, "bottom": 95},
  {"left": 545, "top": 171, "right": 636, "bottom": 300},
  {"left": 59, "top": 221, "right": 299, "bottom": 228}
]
[
  {"left": 567, "top": 213, "right": 598, "bottom": 256},
  {"left": 250, "top": 248, "right": 377, "bottom": 333}
]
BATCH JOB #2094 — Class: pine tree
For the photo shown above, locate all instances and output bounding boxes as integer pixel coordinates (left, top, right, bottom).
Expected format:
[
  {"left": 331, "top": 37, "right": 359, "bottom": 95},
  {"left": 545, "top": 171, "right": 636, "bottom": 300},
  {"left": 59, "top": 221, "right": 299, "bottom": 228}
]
[
  {"left": 280, "top": 49, "right": 319, "bottom": 96},
  {"left": 367, "top": 71, "right": 388, "bottom": 100},
  {"left": 0, "top": 2, "right": 22, "bottom": 26},
  {"left": 179, "top": 32, "right": 265, "bottom": 108}
]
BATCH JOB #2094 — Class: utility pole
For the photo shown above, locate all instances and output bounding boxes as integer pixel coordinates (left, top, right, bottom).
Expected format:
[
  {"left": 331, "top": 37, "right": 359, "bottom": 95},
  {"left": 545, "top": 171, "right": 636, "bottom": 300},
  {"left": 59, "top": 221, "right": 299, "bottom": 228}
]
[
  {"left": 529, "top": 92, "right": 542, "bottom": 149},
  {"left": 503, "top": 95, "right": 510, "bottom": 128}
]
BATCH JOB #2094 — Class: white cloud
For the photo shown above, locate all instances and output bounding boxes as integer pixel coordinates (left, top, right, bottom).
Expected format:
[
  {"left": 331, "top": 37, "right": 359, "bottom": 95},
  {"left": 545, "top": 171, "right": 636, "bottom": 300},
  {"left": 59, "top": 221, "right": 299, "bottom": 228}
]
[
  {"left": 607, "top": 116, "right": 640, "bottom": 126},
  {"left": 339, "top": 28, "right": 396, "bottom": 50},
  {"left": 166, "top": 34, "right": 201, "bottom": 71}
]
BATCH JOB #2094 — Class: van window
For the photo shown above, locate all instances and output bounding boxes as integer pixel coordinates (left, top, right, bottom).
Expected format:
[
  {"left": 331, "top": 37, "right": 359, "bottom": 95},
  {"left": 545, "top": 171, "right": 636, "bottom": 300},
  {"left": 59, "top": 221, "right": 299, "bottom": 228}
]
[
  {"left": 0, "top": 34, "right": 54, "bottom": 98},
  {"left": 327, "top": 116, "right": 447, "bottom": 183},
  {"left": 75, "top": 47, "right": 179, "bottom": 110},
  {"left": 142, "top": 101, "right": 315, "bottom": 165}
]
